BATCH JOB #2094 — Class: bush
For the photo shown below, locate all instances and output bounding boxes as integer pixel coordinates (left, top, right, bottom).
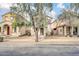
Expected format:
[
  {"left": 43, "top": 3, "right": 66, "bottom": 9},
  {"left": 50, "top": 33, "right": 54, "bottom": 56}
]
[
  {"left": 69, "top": 35, "right": 72, "bottom": 37},
  {"left": 19, "top": 30, "right": 31, "bottom": 37},
  {"left": 0, "top": 37, "right": 4, "bottom": 42},
  {"left": 77, "top": 35, "right": 79, "bottom": 37},
  {"left": 25, "top": 30, "right": 31, "bottom": 36}
]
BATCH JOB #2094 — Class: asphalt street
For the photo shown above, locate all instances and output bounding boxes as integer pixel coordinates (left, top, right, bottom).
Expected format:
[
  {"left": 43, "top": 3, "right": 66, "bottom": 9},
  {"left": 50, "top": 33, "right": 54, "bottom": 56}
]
[{"left": 0, "top": 43, "right": 79, "bottom": 56}]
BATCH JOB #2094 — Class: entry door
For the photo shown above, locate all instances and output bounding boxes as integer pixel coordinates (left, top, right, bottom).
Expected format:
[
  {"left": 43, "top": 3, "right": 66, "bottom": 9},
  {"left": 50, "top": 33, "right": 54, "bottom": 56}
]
[
  {"left": 7, "top": 26, "right": 10, "bottom": 35},
  {"left": 73, "top": 27, "right": 77, "bottom": 35},
  {"left": 66, "top": 27, "right": 71, "bottom": 35},
  {"left": 40, "top": 28, "right": 44, "bottom": 35}
]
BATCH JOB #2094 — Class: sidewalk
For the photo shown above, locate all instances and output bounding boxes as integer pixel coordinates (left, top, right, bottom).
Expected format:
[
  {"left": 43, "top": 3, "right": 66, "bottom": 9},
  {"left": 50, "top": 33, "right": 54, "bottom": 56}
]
[
  {"left": 2, "top": 36, "right": 79, "bottom": 45},
  {"left": 39, "top": 36, "right": 79, "bottom": 44}
]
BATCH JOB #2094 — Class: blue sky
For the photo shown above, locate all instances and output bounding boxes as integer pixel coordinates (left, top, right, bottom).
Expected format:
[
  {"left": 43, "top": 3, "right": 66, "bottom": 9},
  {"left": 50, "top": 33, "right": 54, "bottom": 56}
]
[
  {"left": 0, "top": 9, "right": 10, "bottom": 21},
  {"left": 52, "top": 3, "right": 70, "bottom": 17},
  {"left": 0, "top": 3, "right": 70, "bottom": 22}
]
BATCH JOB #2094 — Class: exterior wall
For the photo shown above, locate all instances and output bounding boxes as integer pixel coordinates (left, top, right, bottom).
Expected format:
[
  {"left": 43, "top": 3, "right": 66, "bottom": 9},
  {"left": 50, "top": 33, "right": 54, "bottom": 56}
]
[
  {"left": 64, "top": 26, "right": 67, "bottom": 36},
  {"left": 47, "top": 24, "right": 51, "bottom": 35},
  {"left": 11, "top": 26, "right": 20, "bottom": 37},
  {"left": 19, "top": 26, "right": 31, "bottom": 35},
  {"left": 31, "top": 27, "right": 48, "bottom": 37},
  {"left": 31, "top": 27, "right": 35, "bottom": 36},
  {"left": 50, "top": 21, "right": 57, "bottom": 29},
  {"left": 1, "top": 21, "right": 12, "bottom": 35},
  {"left": 53, "top": 25, "right": 79, "bottom": 36},
  {"left": 53, "top": 29, "right": 58, "bottom": 35},
  {"left": 77, "top": 26, "right": 79, "bottom": 36},
  {"left": 57, "top": 27, "right": 64, "bottom": 36},
  {"left": 2, "top": 13, "right": 16, "bottom": 22},
  {"left": 0, "top": 12, "right": 20, "bottom": 37},
  {"left": 50, "top": 17, "right": 79, "bottom": 37}
]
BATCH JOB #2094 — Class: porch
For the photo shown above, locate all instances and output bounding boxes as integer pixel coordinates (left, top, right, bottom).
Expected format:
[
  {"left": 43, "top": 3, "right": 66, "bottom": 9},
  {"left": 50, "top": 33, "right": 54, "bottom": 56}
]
[
  {"left": 64, "top": 26, "right": 79, "bottom": 37},
  {"left": 52, "top": 25, "right": 79, "bottom": 37}
]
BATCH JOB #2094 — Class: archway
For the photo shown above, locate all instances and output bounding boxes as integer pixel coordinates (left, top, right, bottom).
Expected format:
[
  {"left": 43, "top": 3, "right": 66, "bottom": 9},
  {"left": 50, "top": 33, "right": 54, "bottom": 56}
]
[{"left": 3, "top": 24, "right": 10, "bottom": 35}]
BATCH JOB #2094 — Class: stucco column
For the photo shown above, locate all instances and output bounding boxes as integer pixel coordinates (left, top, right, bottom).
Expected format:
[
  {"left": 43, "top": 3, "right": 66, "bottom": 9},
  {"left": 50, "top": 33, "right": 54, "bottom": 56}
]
[
  {"left": 64, "top": 26, "right": 67, "bottom": 36},
  {"left": 44, "top": 27, "right": 46, "bottom": 37},
  {"left": 1, "top": 26, "right": 3, "bottom": 34},
  {"left": 77, "top": 26, "right": 79, "bottom": 36},
  {"left": 17, "top": 27, "right": 20, "bottom": 36},
  {"left": 70, "top": 26, "right": 73, "bottom": 36},
  {"left": 10, "top": 25, "right": 12, "bottom": 35},
  {"left": 17, "top": 27, "right": 19, "bottom": 33}
]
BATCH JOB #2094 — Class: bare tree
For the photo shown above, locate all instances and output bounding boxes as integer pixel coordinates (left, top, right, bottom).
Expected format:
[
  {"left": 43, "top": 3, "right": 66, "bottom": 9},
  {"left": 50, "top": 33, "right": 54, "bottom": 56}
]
[{"left": 10, "top": 3, "right": 53, "bottom": 42}]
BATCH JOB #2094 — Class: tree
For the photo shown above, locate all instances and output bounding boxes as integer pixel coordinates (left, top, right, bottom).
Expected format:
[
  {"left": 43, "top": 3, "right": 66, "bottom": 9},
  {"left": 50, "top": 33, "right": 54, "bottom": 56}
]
[
  {"left": 57, "top": 3, "right": 79, "bottom": 36},
  {"left": 10, "top": 3, "right": 53, "bottom": 42},
  {"left": 70, "top": 3, "right": 79, "bottom": 13},
  {"left": 33, "top": 3, "right": 52, "bottom": 42}
]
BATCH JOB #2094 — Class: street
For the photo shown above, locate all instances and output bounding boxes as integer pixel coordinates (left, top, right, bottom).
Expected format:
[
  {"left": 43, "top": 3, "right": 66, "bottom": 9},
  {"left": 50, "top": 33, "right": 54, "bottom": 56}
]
[{"left": 0, "top": 42, "right": 79, "bottom": 56}]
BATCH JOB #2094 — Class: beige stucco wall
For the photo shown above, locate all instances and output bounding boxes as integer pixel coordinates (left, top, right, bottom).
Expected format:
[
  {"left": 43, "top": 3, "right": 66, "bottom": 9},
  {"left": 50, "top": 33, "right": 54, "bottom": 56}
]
[
  {"left": 0, "top": 12, "right": 28, "bottom": 37},
  {"left": 31, "top": 27, "right": 35, "bottom": 36},
  {"left": 57, "top": 27, "right": 64, "bottom": 35}
]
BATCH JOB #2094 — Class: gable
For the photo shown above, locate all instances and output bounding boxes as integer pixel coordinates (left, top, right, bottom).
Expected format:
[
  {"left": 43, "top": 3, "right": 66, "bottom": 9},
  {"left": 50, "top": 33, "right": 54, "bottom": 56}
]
[{"left": 2, "top": 12, "right": 16, "bottom": 22}]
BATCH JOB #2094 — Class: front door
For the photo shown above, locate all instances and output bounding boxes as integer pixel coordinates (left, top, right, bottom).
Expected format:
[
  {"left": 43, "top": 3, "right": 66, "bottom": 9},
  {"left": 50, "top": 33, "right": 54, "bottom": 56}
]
[
  {"left": 66, "top": 27, "right": 71, "bottom": 35},
  {"left": 73, "top": 27, "right": 77, "bottom": 35},
  {"left": 3, "top": 25, "right": 10, "bottom": 35},
  {"left": 7, "top": 26, "right": 10, "bottom": 35},
  {"left": 40, "top": 28, "right": 44, "bottom": 35}
]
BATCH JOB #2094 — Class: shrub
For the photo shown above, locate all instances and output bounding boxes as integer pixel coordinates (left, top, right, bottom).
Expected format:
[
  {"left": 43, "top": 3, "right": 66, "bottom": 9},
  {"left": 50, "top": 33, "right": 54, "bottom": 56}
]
[{"left": 0, "top": 37, "right": 4, "bottom": 42}]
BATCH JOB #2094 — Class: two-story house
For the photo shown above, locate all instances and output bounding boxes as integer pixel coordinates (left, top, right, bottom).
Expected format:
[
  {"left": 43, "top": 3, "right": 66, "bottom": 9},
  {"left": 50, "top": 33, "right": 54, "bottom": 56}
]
[{"left": 0, "top": 12, "right": 28, "bottom": 37}]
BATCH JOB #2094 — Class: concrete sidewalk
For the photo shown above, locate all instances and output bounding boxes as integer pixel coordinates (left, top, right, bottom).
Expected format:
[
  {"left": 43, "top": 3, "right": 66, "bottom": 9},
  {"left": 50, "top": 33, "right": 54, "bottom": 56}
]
[{"left": 2, "top": 36, "right": 79, "bottom": 45}]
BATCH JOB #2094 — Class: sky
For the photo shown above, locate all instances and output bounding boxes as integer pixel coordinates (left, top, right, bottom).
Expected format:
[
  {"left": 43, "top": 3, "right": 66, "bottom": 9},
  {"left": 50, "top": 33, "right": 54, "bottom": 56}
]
[
  {"left": 53, "top": 3, "right": 70, "bottom": 15},
  {"left": 51, "top": 3, "right": 70, "bottom": 19},
  {"left": 0, "top": 3, "right": 70, "bottom": 22}
]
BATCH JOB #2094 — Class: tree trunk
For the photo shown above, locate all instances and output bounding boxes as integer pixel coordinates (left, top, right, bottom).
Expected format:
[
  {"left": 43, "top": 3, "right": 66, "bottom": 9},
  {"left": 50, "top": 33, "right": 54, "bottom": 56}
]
[
  {"left": 31, "top": 16, "right": 39, "bottom": 42},
  {"left": 35, "top": 28, "right": 39, "bottom": 42}
]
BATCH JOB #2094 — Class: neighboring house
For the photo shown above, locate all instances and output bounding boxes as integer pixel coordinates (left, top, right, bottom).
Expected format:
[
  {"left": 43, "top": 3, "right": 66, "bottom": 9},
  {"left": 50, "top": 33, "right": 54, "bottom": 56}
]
[
  {"left": 51, "top": 16, "right": 79, "bottom": 36},
  {"left": 0, "top": 12, "right": 30, "bottom": 37}
]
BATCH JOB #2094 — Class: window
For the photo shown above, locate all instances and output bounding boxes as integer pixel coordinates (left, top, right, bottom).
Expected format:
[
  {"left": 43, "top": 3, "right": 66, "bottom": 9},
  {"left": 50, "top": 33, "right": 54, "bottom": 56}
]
[{"left": 11, "top": 16, "right": 14, "bottom": 20}]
